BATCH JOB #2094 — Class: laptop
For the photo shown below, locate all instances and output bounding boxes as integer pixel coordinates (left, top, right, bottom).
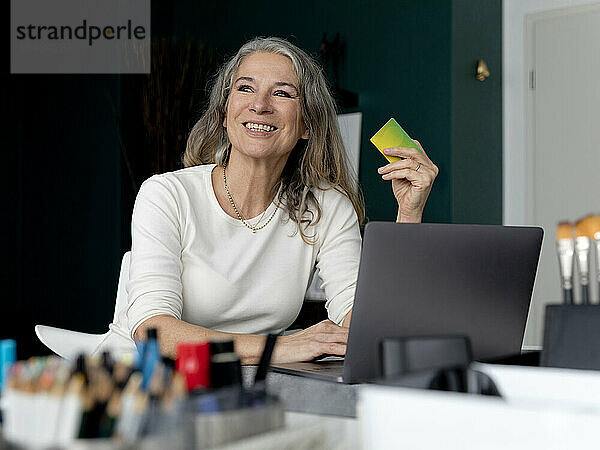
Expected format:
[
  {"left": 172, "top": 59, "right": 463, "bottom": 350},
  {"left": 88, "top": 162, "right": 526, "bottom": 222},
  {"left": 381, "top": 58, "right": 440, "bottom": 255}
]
[{"left": 271, "top": 222, "right": 543, "bottom": 384}]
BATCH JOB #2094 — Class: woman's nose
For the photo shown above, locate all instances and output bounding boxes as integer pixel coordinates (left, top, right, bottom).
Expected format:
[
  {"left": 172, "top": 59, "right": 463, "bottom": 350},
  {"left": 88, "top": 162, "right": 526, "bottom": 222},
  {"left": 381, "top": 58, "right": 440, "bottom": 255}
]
[{"left": 249, "top": 91, "right": 272, "bottom": 114}]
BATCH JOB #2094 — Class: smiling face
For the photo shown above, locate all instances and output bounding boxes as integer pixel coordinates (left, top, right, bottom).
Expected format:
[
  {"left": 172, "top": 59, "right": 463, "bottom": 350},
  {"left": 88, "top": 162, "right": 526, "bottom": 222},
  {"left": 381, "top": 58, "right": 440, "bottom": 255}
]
[{"left": 224, "top": 52, "right": 309, "bottom": 165}]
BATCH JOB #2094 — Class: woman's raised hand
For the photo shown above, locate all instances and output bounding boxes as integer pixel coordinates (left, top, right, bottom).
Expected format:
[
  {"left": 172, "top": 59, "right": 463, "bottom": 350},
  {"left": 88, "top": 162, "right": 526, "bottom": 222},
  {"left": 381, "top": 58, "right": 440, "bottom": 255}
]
[
  {"left": 272, "top": 319, "right": 349, "bottom": 363},
  {"left": 377, "top": 140, "right": 439, "bottom": 222}
]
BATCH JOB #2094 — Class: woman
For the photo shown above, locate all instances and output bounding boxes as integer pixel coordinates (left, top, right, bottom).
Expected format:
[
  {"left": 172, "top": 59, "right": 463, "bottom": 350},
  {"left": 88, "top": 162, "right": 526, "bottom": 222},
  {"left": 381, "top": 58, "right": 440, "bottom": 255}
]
[{"left": 126, "top": 37, "right": 438, "bottom": 364}]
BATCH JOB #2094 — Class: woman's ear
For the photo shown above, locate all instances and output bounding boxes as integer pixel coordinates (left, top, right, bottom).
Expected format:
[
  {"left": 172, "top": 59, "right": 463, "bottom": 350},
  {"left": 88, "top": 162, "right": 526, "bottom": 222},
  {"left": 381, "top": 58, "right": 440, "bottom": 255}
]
[{"left": 301, "top": 124, "right": 309, "bottom": 140}]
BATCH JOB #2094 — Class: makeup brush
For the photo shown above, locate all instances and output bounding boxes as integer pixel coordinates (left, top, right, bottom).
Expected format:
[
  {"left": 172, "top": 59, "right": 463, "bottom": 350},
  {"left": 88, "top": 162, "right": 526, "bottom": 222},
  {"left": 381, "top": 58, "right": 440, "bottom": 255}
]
[
  {"left": 575, "top": 218, "right": 592, "bottom": 304},
  {"left": 588, "top": 214, "right": 600, "bottom": 301},
  {"left": 556, "top": 221, "right": 575, "bottom": 304}
]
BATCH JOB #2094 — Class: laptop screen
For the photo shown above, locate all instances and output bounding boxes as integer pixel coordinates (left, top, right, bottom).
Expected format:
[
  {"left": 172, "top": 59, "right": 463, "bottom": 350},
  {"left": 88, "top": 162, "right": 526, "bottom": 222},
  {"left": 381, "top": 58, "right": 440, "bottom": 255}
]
[{"left": 343, "top": 222, "right": 543, "bottom": 383}]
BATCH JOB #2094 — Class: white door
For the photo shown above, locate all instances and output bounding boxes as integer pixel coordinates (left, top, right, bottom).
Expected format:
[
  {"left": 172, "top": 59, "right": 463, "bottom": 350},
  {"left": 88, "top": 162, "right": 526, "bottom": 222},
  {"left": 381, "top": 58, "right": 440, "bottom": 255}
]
[{"left": 523, "top": 4, "right": 600, "bottom": 346}]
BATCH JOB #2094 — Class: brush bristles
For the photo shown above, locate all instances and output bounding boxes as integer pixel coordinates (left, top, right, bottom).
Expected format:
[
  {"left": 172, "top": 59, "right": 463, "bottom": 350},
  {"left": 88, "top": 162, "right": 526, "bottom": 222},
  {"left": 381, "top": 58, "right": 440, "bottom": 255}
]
[
  {"left": 574, "top": 219, "right": 590, "bottom": 238},
  {"left": 575, "top": 215, "right": 600, "bottom": 239},
  {"left": 588, "top": 214, "right": 600, "bottom": 240},
  {"left": 557, "top": 221, "right": 574, "bottom": 241}
]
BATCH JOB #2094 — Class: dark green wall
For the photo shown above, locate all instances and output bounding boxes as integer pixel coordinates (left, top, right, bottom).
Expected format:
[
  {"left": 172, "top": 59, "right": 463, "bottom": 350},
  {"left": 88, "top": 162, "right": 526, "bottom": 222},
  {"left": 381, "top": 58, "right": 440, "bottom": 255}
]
[
  {"left": 5, "top": 1, "right": 178, "bottom": 357},
  {"left": 7, "top": 76, "right": 122, "bottom": 357},
  {"left": 6, "top": 0, "right": 502, "bottom": 358},
  {"left": 174, "top": 0, "right": 502, "bottom": 224},
  {"left": 175, "top": 0, "right": 453, "bottom": 223},
  {"left": 451, "top": 0, "right": 503, "bottom": 224}
]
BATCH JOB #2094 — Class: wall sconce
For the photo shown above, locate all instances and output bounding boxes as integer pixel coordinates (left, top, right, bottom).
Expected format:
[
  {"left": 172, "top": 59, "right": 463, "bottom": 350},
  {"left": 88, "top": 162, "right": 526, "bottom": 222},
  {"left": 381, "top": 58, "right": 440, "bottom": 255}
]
[{"left": 475, "top": 59, "right": 490, "bottom": 81}]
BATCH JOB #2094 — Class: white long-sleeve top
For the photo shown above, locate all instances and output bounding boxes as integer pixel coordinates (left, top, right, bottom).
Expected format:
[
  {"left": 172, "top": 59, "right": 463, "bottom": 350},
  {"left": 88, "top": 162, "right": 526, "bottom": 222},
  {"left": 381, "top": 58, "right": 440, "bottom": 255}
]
[{"left": 125, "top": 164, "right": 361, "bottom": 338}]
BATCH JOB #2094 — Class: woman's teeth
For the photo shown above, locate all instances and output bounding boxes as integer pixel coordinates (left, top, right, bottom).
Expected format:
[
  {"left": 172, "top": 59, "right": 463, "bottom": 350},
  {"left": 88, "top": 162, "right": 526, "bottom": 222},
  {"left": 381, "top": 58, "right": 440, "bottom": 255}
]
[{"left": 244, "top": 123, "right": 276, "bottom": 132}]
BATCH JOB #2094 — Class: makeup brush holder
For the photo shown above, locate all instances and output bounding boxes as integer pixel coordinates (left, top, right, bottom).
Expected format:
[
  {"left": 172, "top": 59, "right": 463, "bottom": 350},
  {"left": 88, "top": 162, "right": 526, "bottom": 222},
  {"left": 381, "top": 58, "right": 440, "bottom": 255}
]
[{"left": 542, "top": 304, "right": 600, "bottom": 370}]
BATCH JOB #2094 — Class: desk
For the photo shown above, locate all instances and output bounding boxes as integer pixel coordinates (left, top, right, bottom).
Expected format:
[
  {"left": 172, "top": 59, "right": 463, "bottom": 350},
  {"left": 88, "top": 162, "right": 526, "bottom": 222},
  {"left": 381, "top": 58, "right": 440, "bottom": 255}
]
[
  {"left": 0, "top": 413, "right": 359, "bottom": 450},
  {"left": 212, "top": 412, "right": 358, "bottom": 450},
  {"left": 237, "top": 366, "right": 359, "bottom": 448},
  {"left": 242, "top": 366, "right": 358, "bottom": 417},
  {"left": 360, "top": 363, "right": 600, "bottom": 449}
]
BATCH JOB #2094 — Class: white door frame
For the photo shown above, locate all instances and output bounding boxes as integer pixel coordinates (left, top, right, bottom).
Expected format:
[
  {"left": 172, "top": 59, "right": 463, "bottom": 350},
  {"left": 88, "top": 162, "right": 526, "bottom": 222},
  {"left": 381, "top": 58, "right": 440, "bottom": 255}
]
[{"left": 502, "top": 0, "right": 599, "bottom": 226}]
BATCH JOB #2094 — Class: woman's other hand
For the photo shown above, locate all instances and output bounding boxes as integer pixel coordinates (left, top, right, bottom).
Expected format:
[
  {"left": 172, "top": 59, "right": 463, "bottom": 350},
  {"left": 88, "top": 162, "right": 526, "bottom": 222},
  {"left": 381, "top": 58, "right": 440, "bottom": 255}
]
[
  {"left": 377, "top": 140, "right": 438, "bottom": 223},
  {"left": 273, "top": 320, "right": 349, "bottom": 363}
]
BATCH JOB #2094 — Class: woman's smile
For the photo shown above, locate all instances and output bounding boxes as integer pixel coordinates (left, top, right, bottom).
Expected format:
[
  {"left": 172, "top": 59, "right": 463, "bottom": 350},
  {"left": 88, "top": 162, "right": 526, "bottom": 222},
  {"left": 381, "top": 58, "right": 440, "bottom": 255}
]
[{"left": 242, "top": 121, "right": 278, "bottom": 134}]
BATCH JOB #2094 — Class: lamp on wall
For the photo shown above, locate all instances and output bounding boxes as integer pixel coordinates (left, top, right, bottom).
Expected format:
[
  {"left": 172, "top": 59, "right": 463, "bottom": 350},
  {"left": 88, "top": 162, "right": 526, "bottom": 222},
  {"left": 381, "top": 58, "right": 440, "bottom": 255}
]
[{"left": 475, "top": 59, "right": 490, "bottom": 81}]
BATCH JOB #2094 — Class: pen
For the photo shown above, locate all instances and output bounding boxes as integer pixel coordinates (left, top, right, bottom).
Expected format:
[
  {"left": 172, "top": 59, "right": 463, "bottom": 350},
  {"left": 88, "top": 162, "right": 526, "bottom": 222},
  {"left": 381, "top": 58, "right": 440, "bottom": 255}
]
[{"left": 254, "top": 334, "right": 278, "bottom": 388}]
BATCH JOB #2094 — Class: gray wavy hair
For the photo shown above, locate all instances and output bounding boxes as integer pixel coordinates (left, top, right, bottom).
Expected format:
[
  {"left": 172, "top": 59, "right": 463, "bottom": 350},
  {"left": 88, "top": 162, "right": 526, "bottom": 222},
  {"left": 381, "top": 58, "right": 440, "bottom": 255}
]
[{"left": 184, "top": 36, "right": 364, "bottom": 244}]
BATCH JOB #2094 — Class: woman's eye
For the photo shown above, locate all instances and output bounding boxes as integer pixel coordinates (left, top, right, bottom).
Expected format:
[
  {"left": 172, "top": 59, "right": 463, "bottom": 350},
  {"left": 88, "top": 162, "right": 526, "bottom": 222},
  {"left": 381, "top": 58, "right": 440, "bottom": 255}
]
[
  {"left": 237, "top": 85, "right": 253, "bottom": 92},
  {"left": 274, "top": 90, "right": 292, "bottom": 98}
]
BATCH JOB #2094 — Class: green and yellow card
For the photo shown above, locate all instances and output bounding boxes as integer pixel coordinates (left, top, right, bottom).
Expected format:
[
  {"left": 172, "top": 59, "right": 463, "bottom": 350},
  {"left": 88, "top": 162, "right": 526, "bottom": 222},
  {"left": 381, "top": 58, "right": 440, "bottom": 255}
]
[{"left": 370, "top": 118, "right": 421, "bottom": 163}]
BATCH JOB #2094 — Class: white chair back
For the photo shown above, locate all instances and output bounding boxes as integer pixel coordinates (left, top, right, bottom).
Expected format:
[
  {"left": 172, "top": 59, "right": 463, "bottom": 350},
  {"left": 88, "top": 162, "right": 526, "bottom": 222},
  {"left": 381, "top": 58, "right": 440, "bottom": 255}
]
[{"left": 113, "top": 251, "right": 131, "bottom": 324}]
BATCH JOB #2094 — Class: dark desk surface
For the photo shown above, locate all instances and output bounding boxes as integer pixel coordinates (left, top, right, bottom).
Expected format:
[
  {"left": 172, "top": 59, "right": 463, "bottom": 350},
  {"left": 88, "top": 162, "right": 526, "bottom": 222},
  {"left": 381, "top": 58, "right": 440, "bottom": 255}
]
[
  {"left": 240, "top": 351, "right": 544, "bottom": 419},
  {"left": 242, "top": 366, "right": 358, "bottom": 417}
]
